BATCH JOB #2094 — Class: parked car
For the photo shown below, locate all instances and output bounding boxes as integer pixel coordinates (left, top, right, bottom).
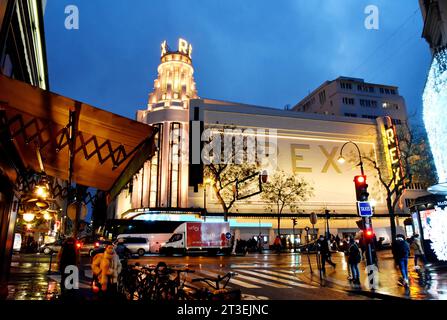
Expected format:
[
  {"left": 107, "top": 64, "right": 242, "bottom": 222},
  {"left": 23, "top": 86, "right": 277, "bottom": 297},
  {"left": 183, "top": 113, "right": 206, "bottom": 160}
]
[
  {"left": 39, "top": 239, "right": 64, "bottom": 255},
  {"left": 79, "top": 240, "right": 111, "bottom": 256},
  {"left": 118, "top": 237, "right": 150, "bottom": 256}
]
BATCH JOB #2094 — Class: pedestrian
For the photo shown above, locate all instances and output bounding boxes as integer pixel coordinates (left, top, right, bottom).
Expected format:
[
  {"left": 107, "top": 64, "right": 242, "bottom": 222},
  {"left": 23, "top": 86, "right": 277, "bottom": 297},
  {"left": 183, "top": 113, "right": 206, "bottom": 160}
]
[
  {"left": 57, "top": 237, "right": 79, "bottom": 296},
  {"left": 393, "top": 234, "right": 410, "bottom": 286},
  {"left": 115, "top": 238, "right": 131, "bottom": 260},
  {"left": 411, "top": 234, "right": 427, "bottom": 270},
  {"left": 347, "top": 238, "right": 362, "bottom": 285},
  {"left": 273, "top": 236, "right": 281, "bottom": 253},
  {"left": 316, "top": 235, "right": 336, "bottom": 273},
  {"left": 92, "top": 245, "right": 122, "bottom": 298}
]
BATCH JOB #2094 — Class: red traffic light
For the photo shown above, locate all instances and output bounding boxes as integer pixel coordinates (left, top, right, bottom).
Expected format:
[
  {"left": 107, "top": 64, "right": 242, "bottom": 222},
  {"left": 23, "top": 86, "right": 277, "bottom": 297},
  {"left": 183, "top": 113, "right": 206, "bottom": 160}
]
[
  {"left": 75, "top": 241, "right": 82, "bottom": 249},
  {"left": 354, "top": 175, "right": 366, "bottom": 184},
  {"left": 365, "top": 229, "right": 374, "bottom": 238}
]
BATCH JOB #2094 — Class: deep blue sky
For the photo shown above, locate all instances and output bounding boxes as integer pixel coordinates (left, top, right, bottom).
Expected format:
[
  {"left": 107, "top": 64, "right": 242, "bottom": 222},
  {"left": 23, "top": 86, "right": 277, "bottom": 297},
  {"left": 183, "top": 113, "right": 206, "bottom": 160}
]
[{"left": 44, "top": 0, "right": 430, "bottom": 125}]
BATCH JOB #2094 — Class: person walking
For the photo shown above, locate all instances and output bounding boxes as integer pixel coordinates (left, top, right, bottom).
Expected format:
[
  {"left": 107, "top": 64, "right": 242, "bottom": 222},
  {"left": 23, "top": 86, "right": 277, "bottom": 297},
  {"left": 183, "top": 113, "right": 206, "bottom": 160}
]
[
  {"left": 393, "top": 234, "right": 410, "bottom": 286},
  {"left": 57, "top": 237, "right": 79, "bottom": 296},
  {"left": 317, "top": 235, "right": 336, "bottom": 273},
  {"left": 411, "top": 234, "right": 427, "bottom": 270},
  {"left": 92, "top": 245, "right": 122, "bottom": 298},
  {"left": 347, "top": 238, "right": 362, "bottom": 285}
]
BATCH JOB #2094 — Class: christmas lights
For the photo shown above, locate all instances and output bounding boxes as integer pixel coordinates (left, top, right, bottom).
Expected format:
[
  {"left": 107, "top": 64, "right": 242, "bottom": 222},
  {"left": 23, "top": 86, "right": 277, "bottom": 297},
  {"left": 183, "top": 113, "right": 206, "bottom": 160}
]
[
  {"left": 423, "top": 46, "right": 447, "bottom": 183},
  {"left": 427, "top": 207, "right": 447, "bottom": 261}
]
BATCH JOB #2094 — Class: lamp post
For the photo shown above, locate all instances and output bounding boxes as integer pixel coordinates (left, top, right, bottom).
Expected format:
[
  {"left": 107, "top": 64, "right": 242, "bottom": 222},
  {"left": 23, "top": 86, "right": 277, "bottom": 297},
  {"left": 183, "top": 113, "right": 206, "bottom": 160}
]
[
  {"left": 338, "top": 141, "right": 375, "bottom": 269},
  {"left": 203, "top": 178, "right": 212, "bottom": 222}
]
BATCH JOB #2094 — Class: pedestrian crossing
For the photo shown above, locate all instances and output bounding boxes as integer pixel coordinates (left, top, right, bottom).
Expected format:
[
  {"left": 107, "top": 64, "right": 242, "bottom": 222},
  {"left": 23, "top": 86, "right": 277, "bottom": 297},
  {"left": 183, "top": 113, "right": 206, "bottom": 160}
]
[
  {"left": 194, "top": 268, "right": 317, "bottom": 290},
  {"left": 69, "top": 264, "right": 317, "bottom": 291}
]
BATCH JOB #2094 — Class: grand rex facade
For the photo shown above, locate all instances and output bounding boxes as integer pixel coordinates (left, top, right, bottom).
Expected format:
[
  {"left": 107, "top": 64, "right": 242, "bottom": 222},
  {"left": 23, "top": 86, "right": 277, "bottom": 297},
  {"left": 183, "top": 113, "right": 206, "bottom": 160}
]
[{"left": 108, "top": 39, "right": 420, "bottom": 244}]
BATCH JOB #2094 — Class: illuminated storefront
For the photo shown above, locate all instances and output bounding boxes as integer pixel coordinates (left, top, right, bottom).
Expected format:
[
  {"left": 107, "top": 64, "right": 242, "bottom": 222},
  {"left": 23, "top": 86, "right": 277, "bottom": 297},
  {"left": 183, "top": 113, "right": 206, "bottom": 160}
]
[
  {"left": 411, "top": 194, "right": 447, "bottom": 262},
  {"left": 110, "top": 39, "right": 418, "bottom": 243}
]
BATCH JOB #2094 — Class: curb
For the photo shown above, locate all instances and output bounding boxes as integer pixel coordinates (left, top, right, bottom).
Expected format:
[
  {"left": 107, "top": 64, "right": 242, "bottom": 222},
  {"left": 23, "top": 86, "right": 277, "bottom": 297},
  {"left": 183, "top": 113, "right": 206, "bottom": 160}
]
[{"left": 300, "top": 273, "right": 409, "bottom": 300}]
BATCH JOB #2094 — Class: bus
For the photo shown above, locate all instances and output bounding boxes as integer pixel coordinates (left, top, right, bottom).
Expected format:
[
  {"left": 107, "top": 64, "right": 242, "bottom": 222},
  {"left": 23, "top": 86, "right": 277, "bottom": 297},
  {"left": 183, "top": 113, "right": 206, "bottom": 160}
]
[{"left": 102, "top": 219, "right": 184, "bottom": 240}]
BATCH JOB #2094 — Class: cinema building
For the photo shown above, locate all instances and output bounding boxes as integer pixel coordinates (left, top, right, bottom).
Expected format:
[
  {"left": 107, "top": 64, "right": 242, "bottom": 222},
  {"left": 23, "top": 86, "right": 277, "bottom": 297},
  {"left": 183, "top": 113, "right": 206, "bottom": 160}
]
[{"left": 108, "top": 39, "right": 426, "bottom": 245}]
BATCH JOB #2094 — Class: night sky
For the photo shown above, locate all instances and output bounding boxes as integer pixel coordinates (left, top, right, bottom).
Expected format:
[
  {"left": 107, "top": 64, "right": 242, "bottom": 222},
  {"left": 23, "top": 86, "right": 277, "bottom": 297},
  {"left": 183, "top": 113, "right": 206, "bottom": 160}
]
[{"left": 44, "top": 0, "right": 430, "bottom": 126}]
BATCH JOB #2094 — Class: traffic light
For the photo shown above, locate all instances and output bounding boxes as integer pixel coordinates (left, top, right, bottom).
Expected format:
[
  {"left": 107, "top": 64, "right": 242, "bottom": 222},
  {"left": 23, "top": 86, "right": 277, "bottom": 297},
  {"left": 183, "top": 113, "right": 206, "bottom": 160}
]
[
  {"left": 363, "top": 228, "right": 374, "bottom": 243},
  {"left": 354, "top": 175, "right": 369, "bottom": 201}
]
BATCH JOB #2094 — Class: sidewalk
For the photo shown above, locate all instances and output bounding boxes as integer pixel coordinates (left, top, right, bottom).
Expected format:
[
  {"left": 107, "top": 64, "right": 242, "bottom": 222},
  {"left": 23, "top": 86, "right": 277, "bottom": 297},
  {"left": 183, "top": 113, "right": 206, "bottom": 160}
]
[
  {"left": 6, "top": 253, "right": 94, "bottom": 301},
  {"left": 296, "top": 250, "right": 447, "bottom": 300}
]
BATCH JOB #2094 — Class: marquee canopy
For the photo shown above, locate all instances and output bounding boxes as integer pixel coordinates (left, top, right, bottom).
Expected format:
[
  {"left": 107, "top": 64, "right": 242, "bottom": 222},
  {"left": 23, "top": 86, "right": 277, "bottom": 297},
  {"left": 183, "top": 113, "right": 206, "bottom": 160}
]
[{"left": 0, "top": 74, "right": 156, "bottom": 193}]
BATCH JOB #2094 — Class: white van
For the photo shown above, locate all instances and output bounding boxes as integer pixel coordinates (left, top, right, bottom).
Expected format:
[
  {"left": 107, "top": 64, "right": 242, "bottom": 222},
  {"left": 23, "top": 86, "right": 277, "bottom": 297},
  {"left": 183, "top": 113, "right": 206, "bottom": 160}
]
[{"left": 117, "top": 233, "right": 171, "bottom": 253}]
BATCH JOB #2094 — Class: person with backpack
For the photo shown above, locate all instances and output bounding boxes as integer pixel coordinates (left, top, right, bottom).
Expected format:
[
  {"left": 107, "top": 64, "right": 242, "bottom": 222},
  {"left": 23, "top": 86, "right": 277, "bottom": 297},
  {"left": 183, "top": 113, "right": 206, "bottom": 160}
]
[
  {"left": 393, "top": 234, "right": 410, "bottom": 286},
  {"left": 347, "top": 238, "right": 362, "bottom": 285}
]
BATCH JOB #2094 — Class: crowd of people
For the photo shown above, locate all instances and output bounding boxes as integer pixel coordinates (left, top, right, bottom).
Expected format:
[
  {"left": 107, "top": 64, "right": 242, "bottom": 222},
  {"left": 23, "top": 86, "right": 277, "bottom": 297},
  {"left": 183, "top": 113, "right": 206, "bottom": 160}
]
[{"left": 55, "top": 231, "right": 428, "bottom": 298}]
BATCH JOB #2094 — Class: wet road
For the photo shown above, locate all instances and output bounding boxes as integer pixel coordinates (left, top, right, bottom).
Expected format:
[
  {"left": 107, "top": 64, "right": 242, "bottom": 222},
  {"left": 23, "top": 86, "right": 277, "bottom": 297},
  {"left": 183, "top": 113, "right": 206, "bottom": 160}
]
[{"left": 6, "top": 250, "right": 447, "bottom": 300}]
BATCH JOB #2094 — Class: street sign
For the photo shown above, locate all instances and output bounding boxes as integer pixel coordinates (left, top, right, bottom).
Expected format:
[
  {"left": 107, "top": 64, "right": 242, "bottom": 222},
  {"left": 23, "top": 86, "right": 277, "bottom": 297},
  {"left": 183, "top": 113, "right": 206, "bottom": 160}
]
[
  {"left": 357, "top": 201, "right": 373, "bottom": 217},
  {"left": 225, "top": 232, "right": 232, "bottom": 240}
]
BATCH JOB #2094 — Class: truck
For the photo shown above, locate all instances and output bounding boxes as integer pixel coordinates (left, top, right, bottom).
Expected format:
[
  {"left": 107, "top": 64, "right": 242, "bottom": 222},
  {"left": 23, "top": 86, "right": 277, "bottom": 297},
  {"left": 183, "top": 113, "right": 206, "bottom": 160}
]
[{"left": 160, "top": 222, "right": 231, "bottom": 255}]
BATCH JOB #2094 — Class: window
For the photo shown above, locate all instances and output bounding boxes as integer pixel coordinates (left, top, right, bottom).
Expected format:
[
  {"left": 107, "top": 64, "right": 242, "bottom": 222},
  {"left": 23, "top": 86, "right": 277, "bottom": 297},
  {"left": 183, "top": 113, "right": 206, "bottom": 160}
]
[
  {"left": 301, "top": 97, "right": 316, "bottom": 111},
  {"left": 148, "top": 123, "right": 163, "bottom": 207},
  {"left": 390, "top": 89, "right": 396, "bottom": 95},
  {"left": 360, "top": 99, "right": 378, "bottom": 108},
  {"left": 392, "top": 118, "right": 402, "bottom": 125},
  {"left": 344, "top": 113, "right": 357, "bottom": 117},
  {"left": 382, "top": 102, "right": 399, "bottom": 109},
  {"left": 361, "top": 115, "right": 376, "bottom": 119},
  {"left": 318, "top": 90, "right": 326, "bottom": 105},
  {"left": 168, "top": 122, "right": 182, "bottom": 207},
  {"left": 380, "top": 88, "right": 384, "bottom": 94},
  {"left": 369, "top": 86, "right": 375, "bottom": 93},
  {"left": 385, "top": 89, "right": 390, "bottom": 94},
  {"left": 342, "top": 97, "right": 355, "bottom": 105},
  {"left": 341, "top": 82, "right": 352, "bottom": 90}
]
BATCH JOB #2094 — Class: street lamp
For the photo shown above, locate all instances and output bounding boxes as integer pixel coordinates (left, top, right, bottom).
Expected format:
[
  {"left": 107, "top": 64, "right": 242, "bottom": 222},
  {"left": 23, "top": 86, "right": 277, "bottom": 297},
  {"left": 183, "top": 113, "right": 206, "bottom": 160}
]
[
  {"left": 338, "top": 141, "right": 365, "bottom": 175},
  {"left": 203, "top": 177, "right": 213, "bottom": 222},
  {"left": 338, "top": 141, "right": 375, "bottom": 270}
]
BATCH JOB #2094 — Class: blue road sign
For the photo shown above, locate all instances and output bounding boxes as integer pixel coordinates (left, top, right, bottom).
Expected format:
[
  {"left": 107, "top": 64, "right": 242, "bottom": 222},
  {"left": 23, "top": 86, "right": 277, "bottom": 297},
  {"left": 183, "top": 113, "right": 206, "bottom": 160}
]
[
  {"left": 225, "top": 232, "right": 232, "bottom": 240},
  {"left": 357, "top": 201, "right": 373, "bottom": 217}
]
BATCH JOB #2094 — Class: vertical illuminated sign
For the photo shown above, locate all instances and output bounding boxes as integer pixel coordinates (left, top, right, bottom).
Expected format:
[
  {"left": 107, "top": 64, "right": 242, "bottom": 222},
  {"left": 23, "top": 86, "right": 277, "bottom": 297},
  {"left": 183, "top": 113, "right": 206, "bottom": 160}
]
[{"left": 381, "top": 116, "right": 404, "bottom": 185}]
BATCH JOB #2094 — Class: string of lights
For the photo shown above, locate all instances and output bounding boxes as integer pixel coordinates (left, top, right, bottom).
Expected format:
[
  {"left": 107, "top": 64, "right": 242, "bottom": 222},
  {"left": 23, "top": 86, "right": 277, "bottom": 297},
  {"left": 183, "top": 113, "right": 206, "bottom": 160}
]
[{"left": 423, "top": 46, "right": 447, "bottom": 183}]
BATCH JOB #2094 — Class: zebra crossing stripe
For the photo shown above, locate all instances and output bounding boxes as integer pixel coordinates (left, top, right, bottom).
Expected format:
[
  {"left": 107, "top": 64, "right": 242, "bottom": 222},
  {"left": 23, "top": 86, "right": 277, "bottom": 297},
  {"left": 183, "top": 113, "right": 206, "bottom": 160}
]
[
  {"left": 196, "top": 269, "right": 261, "bottom": 289},
  {"left": 230, "top": 270, "right": 291, "bottom": 289},
  {"left": 235, "top": 269, "right": 310, "bottom": 288},
  {"left": 255, "top": 269, "right": 317, "bottom": 289}
]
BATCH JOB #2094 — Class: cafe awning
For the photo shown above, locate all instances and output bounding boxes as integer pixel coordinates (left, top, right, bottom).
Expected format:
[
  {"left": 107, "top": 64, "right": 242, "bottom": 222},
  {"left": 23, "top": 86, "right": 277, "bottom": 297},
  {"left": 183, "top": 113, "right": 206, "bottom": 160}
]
[{"left": 0, "top": 74, "right": 156, "bottom": 195}]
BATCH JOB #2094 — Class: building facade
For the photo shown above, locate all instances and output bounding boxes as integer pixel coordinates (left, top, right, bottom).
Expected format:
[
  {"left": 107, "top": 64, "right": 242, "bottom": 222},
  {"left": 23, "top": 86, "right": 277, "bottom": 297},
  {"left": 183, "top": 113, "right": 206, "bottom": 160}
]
[
  {"left": 110, "top": 39, "right": 416, "bottom": 244},
  {"left": 292, "top": 76, "right": 407, "bottom": 125},
  {"left": 0, "top": 0, "right": 48, "bottom": 298}
]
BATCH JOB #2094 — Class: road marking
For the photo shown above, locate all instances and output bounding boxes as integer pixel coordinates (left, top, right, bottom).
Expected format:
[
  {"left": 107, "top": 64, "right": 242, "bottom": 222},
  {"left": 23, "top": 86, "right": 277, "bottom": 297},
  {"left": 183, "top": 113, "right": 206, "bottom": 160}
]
[
  {"left": 196, "top": 269, "right": 261, "bottom": 289},
  {"left": 256, "top": 270, "right": 317, "bottom": 289},
  {"left": 231, "top": 270, "right": 291, "bottom": 288},
  {"left": 236, "top": 269, "right": 311, "bottom": 288}
]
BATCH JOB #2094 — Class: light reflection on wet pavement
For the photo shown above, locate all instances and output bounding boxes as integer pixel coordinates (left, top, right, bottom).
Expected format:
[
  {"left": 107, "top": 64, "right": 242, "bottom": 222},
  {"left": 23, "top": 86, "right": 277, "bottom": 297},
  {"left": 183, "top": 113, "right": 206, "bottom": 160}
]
[
  {"left": 5, "top": 251, "right": 447, "bottom": 300},
  {"left": 7, "top": 253, "right": 59, "bottom": 300}
]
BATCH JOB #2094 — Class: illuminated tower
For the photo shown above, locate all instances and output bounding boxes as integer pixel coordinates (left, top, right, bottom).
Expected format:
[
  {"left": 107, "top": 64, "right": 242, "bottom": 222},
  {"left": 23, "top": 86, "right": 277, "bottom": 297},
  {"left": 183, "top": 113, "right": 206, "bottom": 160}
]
[{"left": 132, "top": 39, "right": 198, "bottom": 209}]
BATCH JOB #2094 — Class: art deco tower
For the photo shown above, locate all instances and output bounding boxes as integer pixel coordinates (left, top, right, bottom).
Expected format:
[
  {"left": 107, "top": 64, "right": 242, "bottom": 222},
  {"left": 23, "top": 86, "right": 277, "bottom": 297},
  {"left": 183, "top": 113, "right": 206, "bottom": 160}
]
[{"left": 129, "top": 39, "right": 198, "bottom": 211}]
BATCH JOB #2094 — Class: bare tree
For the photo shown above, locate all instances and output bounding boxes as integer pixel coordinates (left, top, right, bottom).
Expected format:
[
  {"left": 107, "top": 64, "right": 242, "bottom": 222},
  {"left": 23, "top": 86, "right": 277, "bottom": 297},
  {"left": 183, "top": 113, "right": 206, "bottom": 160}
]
[
  {"left": 203, "top": 126, "right": 259, "bottom": 221},
  {"left": 360, "top": 121, "right": 436, "bottom": 252},
  {"left": 261, "top": 170, "right": 314, "bottom": 236}
]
